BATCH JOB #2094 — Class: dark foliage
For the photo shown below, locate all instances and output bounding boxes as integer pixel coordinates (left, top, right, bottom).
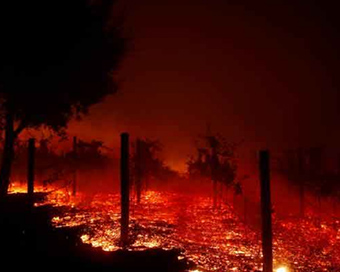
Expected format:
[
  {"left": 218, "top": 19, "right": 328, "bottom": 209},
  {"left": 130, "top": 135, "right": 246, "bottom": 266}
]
[
  {"left": 277, "top": 147, "right": 340, "bottom": 199},
  {"left": 0, "top": 0, "right": 125, "bottom": 132},
  {"left": 187, "top": 134, "right": 239, "bottom": 192},
  {"left": 0, "top": 0, "right": 126, "bottom": 195}
]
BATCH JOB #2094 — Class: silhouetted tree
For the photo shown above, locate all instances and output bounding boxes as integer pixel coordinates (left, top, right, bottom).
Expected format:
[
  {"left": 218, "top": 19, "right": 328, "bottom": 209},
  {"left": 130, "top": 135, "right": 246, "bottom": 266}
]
[
  {"left": 132, "top": 138, "right": 176, "bottom": 201},
  {"left": 10, "top": 138, "right": 72, "bottom": 188},
  {"left": 0, "top": 0, "right": 125, "bottom": 196},
  {"left": 73, "top": 139, "right": 111, "bottom": 171},
  {"left": 278, "top": 147, "right": 340, "bottom": 215},
  {"left": 187, "top": 134, "right": 239, "bottom": 207}
]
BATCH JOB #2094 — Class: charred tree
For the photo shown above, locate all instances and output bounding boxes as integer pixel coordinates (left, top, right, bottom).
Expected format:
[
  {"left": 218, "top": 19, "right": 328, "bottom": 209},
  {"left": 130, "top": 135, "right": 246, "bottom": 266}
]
[
  {"left": 27, "top": 138, "right": 36, "bottom": 196},
  {"left": 188, "top": 132, "right": 239, "bottom": 209},
  {"left": 259, "top": 150, "right": 273, "bottom": 272},
  {"left": 120, "top": 133, "right": 130, "bottom": 247}
]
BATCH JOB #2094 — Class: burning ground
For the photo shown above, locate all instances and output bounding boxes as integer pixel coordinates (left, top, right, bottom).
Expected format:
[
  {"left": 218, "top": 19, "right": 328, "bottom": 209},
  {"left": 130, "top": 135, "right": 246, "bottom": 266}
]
[{"left": 9, "top": 183, "right": 340, "bottom": 272}]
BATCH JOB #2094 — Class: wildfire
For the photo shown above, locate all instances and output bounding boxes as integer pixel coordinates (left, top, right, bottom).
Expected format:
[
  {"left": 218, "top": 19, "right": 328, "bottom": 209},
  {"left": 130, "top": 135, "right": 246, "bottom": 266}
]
[{"left": 8, "top": 182, "right": 340, "bottom": 272}]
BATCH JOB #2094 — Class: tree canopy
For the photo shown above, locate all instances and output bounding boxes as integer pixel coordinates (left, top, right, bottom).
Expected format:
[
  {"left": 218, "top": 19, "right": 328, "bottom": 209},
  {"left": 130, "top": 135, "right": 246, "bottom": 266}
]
[
  {"left": 0, "top": 0, "right": 125, "bottom": 134},
  {"left": 0, "top": 0, "right": 126, "bottom": 196},
  {"left": 187, "top": 134, "right": 240, "bottom": 192}
]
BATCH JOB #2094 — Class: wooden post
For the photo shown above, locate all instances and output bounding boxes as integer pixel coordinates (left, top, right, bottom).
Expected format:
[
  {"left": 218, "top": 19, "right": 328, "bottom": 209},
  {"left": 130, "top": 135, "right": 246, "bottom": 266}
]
[
  {"left": 72, "top": 136, "right": 77, "bottom": 196},
  {"left": 27, "top": 138, "right": 35, "bottom": 197},
  {"left": 259, "top": 150, "right": 273, "bottom": 272},
  {"left": 136, "top": 138, "right": 142, "bottom": 204},
  {"left": 120, "top": 133, "right": 130, "bottom": 247}
]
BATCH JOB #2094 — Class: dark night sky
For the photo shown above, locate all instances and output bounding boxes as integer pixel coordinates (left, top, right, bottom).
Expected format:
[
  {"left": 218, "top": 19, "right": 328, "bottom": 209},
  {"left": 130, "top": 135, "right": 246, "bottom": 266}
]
[{"left": 68, "top": 0, "right": 340, "bottom": 172}]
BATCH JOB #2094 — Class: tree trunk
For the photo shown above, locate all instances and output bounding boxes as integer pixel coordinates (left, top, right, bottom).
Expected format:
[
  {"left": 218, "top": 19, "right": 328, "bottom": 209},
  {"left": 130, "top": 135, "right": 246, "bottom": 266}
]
[{"left": 0, "top": 113, "right": 15, "bottom": 197}]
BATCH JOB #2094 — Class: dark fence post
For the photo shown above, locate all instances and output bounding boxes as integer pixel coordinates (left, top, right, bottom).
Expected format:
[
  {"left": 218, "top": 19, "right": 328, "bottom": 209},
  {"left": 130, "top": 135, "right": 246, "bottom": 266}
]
[
  {"left": 259, "top": 150, "right": 273, "bottom": 272},
  {"left": 73, "top": 136, "right": 77, "bottom": 196},
  {"left": 136, "top": 138, "right": 142, "bottom": 204},
  {"left": 120, "top": 133, "right": 130, "bottom": 247},
  {"left": 27, "top": 138, "right": 35, "bottom": 197}
]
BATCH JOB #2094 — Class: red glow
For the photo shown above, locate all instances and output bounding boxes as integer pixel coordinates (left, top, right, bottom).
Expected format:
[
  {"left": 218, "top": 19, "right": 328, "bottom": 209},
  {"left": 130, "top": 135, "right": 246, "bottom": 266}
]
[{"left": 9, "top": 182, "right": 340, "bottom": 271}]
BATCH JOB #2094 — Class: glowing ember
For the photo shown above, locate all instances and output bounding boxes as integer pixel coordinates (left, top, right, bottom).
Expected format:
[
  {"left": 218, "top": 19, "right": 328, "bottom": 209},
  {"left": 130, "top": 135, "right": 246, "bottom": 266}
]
[
  {"left": 9, "top": 183, "right": 340, "bottom": 271},
  {"left": 276, "top": 267, "right": 289, "bottom": 272}
]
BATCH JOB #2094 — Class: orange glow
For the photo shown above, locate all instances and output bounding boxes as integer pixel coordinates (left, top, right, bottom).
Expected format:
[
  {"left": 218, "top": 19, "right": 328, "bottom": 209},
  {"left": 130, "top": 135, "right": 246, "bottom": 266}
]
[
  {"left": 276, "top": 267, "right": 289, "bottom": 272},
  {"left": 9, "top": 182, "right": 340, "bottom": 271}
]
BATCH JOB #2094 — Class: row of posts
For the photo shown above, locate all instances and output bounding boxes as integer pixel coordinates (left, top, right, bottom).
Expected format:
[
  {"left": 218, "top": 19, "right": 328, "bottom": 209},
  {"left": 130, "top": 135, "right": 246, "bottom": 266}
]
[
  {"left": 119, "top": 134, "right": 273, "bottom": 272},
  {"left": 25, "top": 134, "right": 273, "bottom": 271}
]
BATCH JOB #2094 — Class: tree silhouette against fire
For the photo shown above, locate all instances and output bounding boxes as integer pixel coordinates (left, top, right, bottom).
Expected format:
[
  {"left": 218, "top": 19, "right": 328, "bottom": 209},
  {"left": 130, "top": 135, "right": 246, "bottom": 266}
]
[
  {"left": 131, "top": 138, "right": 181, "bottom": 203},
  {"left": 0, "top": 0, "right": 125, "bottom": 196},
  {"left": 187, "top": 133, "right": 241, "bottom": 208}
]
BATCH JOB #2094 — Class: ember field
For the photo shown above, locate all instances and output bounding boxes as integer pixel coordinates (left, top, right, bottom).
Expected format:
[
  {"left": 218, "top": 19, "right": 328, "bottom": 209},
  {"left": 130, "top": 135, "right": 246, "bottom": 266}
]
[{"left": 9, "top": 183, "right": 340, "bottom": 272}]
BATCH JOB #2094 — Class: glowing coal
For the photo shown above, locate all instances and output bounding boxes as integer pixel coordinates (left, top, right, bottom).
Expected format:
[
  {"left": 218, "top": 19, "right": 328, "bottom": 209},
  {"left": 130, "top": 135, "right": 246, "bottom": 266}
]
[{"left": 8, "top": 183, "right": 340, "bottom": 272}]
